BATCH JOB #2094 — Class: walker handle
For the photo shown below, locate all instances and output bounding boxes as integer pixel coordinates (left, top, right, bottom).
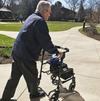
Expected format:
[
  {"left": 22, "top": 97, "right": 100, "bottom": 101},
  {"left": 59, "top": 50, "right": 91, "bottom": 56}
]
[
  {"left": 55, "top": 45, "right": 69, "bottom": 63},
  {"left": 55, "top": 45, "right": 69, "bottom": 52}
]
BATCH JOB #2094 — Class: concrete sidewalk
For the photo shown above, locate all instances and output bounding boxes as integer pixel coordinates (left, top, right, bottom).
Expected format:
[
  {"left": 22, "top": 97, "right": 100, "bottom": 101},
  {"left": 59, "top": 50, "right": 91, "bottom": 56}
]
[{"left": 0, "top": 27, "right": 100, "bottom": 101}]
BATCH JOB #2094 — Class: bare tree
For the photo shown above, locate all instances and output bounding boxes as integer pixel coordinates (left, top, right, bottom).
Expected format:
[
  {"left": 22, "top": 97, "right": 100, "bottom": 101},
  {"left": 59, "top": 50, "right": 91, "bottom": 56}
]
[
  {"left": 0, "top": 0, "right": 3, "bottom": 8},
  {"left": 84, "top": 0, "right": 100, "bottom": 34},
  {"left": 5, "top": 0, "right": 15, "bottom": 18},
  {"left": 87, "top": 0, "right": 98, "bottom": 11},
  {"left": 64, "top": 0, "right": 80, "bottom": 12},
  {"left": 4, "top": 0, "right": 20, "bottom": 6},
  {"left": 85, "top": 0, "right": 99, "bottom": 22},
  {"left": 20, "top": 0, "right": 40, "bottom": 19},
  {"left": 3, "top": 0, "right": 21, "bottom": 19},
  {"left": 2, "top": 0, "right": 7, "bottom": 6},
  {"left": 85, "top": 10, "right": 100, "bottom": 34},
  {"left": 96, "top": 0, "right": 100, "bottom": 10}
]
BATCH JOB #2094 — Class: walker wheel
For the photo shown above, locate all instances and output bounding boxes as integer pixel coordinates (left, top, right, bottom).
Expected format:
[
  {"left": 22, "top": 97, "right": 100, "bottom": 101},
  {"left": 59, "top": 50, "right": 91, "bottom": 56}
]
[
  {"left": 69, "top": 82, "right": 75, "bottom": 91},
  {"left": 51, "top": 75, "right": 56, "bottom": 80},
  {"left": 51, "top": 75, "right": 58, "bottom": 85},
  {"left": 49, "top": 92, "right": 57, "bottom": 101},
  {"left": 52, "top": 80, "right": 58, "bottom": 85}
]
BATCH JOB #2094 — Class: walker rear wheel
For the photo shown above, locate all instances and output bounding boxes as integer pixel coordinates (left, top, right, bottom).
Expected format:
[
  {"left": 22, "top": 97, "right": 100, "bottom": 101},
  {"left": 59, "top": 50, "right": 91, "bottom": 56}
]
[{"left": 69, "top": 82, "right": 75, "bottom": 91}]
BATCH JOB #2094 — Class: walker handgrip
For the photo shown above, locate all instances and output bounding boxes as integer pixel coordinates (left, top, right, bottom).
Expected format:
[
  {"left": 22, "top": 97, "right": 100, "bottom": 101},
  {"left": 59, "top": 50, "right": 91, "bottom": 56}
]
[
  {"left": 55, "top": 45, "right": 69, "bottom": 52},
  {"left": 65, "top": 48, "right": 69, "bottom": 52}
]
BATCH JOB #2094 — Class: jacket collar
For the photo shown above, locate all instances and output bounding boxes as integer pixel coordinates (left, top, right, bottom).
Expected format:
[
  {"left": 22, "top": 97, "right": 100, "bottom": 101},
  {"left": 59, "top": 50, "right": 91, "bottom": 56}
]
[{"left": 34, "top": 12, "right": 44, "bottom": 19}]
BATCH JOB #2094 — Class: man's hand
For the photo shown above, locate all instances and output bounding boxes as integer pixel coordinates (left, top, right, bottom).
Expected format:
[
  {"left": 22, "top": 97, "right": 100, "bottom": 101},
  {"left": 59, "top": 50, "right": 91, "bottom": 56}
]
[{"left": 58, "top": 52, "right": 63, "bottom": 58}]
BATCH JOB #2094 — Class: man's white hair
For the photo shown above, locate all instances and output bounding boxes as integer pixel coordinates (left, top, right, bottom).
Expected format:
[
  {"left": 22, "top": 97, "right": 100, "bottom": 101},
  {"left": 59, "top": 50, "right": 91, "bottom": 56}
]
[{"left": 36, "top": 1, "right": 51, "bottom": 13}]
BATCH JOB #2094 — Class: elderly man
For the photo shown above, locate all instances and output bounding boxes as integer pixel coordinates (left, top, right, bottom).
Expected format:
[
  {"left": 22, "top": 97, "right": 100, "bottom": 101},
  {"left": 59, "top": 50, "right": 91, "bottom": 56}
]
[{"left": 0, "top": 1, "right": 63, "bottom": 101}]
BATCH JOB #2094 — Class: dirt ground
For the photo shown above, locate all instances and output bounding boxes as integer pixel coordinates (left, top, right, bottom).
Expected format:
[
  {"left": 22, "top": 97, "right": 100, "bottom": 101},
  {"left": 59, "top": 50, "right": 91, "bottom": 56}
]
[
  {"left": 0, "top": 27, "right": 100, "bottom": 64},
  {"left": 83, "top": 27, "right": 100, "bottom": 41}
]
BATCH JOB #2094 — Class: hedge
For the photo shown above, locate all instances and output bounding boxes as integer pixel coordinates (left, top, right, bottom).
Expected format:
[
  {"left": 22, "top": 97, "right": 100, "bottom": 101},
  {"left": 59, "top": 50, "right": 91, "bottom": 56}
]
[{"left": 0, "top": 19, "right": 19, "bottom": 22}]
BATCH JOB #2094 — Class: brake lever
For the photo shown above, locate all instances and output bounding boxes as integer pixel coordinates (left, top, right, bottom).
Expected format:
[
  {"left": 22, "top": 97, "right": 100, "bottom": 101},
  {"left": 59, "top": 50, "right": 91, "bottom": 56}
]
[{"left": 61, "top": 52, "right": 65, "bottom": 63}]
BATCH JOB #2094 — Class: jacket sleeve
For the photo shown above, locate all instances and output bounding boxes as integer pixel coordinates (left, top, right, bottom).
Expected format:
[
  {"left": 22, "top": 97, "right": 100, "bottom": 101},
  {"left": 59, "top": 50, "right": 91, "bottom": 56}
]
[{"left": 34, "top": 19, "right": 59, "bottom": 54}]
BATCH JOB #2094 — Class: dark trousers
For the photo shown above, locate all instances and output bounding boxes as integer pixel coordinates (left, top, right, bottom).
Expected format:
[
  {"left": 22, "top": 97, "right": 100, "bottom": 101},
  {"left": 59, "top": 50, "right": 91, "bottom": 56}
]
[
  {"left": 2, "top": 58, "right": 38, "bottom": 99},
  {"left": 20, "top": 19, "right": 23, "bottom": 23}
]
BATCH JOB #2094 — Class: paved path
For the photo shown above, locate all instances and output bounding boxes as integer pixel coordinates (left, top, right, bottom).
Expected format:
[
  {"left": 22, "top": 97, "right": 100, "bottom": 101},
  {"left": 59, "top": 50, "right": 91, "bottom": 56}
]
[
  {"left": 0, "top": 22, "right": 21, "bottom": 24},
  {"left": 0, "top": 27, "right": 100, "bottom": 101}
]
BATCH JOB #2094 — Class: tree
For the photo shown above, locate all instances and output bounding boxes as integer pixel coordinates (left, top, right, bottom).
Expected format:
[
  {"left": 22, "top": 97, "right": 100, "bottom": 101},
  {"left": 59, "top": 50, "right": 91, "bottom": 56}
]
[
  {"left": 50, "top": 1, "right": 62, "bottom": 20},
  {"left": 96, "top": 0, "right": 100, "bottom": 10},
  {"left": 0, "top": 0, "right": 3, "bottom": 8},
  {"left": 83, "top": 0, "right": 98, "bottom": 19},
  {"left": 20, "top": 0, "right": 40, "bottom": 19},
  {"left": 77, "top": 0, "right": 85, "bottom": 22},
  {"left": 64, "top": 0, "right": 80, "bottom": 12},
  {"left": 85, "top": 9, "right": 100, "bottom": 34},
  {"left": 84, "top": 0, "right": 100, "bottom": 35},
  {"left": 55, "top": 1, "right": 62, "bottom": 7},
  {"left": 31, "top": 0, "right": 40, "bottom": 13},
  {"left": 2, "top": 0, "right": 21, "bottom": 19},
  {"left": 87, "top": 0, "right": 98, "bottom": 12}
]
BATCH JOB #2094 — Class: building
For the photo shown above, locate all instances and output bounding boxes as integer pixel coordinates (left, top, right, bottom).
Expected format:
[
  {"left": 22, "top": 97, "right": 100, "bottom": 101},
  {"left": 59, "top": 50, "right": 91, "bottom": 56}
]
[
  {"left": 50, "top": 7, "right": 76, "bottom": 21},
  {"left": 0, "top": 7, "right": 12, "bottom": 19}
]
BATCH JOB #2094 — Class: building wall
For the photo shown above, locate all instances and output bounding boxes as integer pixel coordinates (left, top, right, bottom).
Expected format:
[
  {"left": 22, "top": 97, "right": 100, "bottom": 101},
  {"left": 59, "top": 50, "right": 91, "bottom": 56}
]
[
  {"left": 49, "top": 7, "right": 76, "bottom": 21},
  {"left": 0, "top": 11, "right": 12, "bottom": 19}
]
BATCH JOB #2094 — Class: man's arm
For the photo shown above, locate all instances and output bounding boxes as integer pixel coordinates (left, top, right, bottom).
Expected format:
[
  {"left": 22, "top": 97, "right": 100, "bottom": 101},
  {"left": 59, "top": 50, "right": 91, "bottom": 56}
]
[{"left": 35, "top": 19, "right": 59, "bottom": 54}]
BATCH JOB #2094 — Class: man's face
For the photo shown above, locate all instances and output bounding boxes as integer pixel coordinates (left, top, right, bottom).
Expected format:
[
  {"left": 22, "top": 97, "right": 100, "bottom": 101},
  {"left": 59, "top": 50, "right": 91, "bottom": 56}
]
[{"left": 43, "top": 6, "right": 51, "bottom": 20}]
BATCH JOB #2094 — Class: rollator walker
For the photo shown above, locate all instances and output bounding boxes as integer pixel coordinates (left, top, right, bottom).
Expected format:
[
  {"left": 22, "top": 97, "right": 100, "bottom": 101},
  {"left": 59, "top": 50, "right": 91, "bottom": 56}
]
[{"left": 37, "top": 45, "right": 76, "bottom": 101}]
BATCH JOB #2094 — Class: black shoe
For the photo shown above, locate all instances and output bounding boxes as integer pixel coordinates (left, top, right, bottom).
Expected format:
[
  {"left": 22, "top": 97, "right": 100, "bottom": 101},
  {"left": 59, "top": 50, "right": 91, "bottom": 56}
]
[
  {"left": 30, "top": 90, "right": 45, "bottom": 99},
  {"left": 0, "top": 98, "right": 17, "bottom": 101}
]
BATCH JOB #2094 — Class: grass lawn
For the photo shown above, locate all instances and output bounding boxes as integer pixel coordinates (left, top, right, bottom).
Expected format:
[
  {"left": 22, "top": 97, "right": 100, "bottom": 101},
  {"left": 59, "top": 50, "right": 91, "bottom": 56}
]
[
  {"left": 0, "top": 47, "right": 12, "bottom": 57},
  {"left": 0, "top": 34, "right": 15, "bottom": 57},
  {"left": 0, "top": 23, "right": 23, "bottom": 31},
  {"left": 0, "top": 21, "right": 84, "bottom": 31},
  {"left": 0, "top": 34, "right": 15, "bottom": 47},
  {"left": 97, "top": 27, "right": 100, "bottom": 33},
  {"left": 47, "top": 21, "right": 83, "bottom": 31}
]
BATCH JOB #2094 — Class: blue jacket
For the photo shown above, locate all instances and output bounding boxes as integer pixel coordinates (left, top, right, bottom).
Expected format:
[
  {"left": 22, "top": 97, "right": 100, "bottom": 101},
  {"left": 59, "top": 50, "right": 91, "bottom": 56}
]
[{"left": 12, "top": 12, "right": 59, "bottom": 64}]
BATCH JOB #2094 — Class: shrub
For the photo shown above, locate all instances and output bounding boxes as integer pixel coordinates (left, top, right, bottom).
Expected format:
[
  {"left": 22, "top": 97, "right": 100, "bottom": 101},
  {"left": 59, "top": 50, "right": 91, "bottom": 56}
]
[
  {"left": 0, "top": 48, "right": 11, "bottom": 58},
  {"left": 0, "top": 19, "right": 19, "bottom": 22}
]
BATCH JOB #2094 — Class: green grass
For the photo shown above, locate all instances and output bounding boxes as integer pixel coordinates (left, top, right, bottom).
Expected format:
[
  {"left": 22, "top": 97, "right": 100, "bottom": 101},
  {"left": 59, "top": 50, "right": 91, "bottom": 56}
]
[
  {"left": 0, "top": 34, "right": 15, "bottom": 47},
  {"left": 0, "top": 48, "right": 11, "bottom": 57},
  {"left": 79, "top": 27, "right": 100, "bottom": 36},
  {"left": 96, "top": 27, "right": 100, "bottom": 33},
  {"left": 0, "top": 21, "right": 84, "bottom": 31},
  {"left": 47, "top": 21, "right": 83, "bottom": 31},
  {"left": 0, "top": 34, "right": 15, "bottom": 57},
  {"left": 0, "top": 23, "right": 23, "bottom": 31},
  {"left": 78, "top": 28, "right": 87, "bottom": 36}
]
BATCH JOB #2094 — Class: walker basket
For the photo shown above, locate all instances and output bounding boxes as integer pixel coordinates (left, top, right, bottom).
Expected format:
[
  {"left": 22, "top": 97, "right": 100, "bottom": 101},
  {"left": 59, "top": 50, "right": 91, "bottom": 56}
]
[{"left": 50, "top": 63, "right": 74, "bottom": 80}]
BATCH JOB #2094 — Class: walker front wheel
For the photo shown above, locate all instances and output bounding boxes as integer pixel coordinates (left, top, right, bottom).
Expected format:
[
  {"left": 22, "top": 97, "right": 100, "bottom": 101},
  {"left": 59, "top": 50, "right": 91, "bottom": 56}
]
[{"left": 49, "top": 92, "right": 57, "bottom": 101}]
